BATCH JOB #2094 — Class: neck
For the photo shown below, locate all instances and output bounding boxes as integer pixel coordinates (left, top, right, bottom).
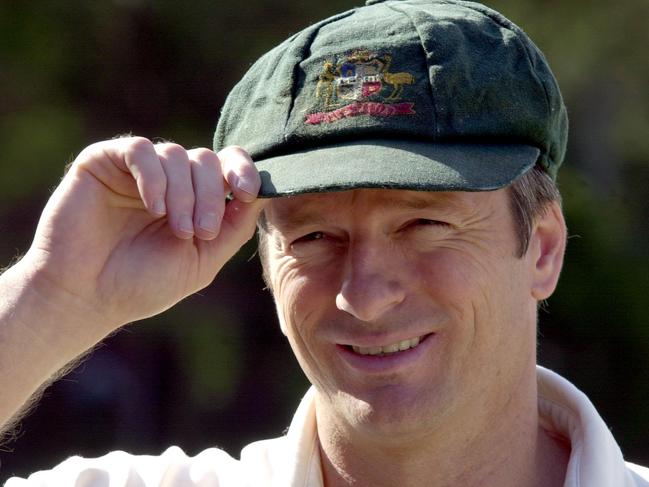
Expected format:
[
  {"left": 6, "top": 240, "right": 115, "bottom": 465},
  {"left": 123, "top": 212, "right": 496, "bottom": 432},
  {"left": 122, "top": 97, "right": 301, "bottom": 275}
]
[{"left": 316, "top": 368, "right": 569, "bottom": 487}]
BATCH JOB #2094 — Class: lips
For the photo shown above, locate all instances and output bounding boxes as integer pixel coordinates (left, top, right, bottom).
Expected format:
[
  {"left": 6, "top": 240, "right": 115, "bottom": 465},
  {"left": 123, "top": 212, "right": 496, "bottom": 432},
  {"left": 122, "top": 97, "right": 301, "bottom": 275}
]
[{"left": 336, "top": 332, "right": 435, "bottom": 374}]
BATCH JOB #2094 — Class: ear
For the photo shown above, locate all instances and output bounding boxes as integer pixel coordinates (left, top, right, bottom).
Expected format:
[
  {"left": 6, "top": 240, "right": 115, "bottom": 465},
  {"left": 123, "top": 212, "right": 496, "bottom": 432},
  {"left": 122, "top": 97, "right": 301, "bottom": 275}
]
[{"left": 528, "top": 201, "right": 567, "bottom": 301}]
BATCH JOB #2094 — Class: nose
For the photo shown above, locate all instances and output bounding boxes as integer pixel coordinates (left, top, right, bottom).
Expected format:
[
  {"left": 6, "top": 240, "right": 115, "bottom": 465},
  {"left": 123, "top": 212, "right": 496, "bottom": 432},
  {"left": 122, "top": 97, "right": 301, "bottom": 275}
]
[{"left": 335, "top": 240, "right": 407, "bottom": 322}]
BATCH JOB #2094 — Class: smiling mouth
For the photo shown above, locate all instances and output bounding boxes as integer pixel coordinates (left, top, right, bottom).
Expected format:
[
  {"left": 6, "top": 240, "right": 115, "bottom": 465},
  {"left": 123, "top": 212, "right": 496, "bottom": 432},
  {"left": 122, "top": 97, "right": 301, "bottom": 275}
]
[{"left": 349, "top": 334, "right": 429, "bottom": 357}]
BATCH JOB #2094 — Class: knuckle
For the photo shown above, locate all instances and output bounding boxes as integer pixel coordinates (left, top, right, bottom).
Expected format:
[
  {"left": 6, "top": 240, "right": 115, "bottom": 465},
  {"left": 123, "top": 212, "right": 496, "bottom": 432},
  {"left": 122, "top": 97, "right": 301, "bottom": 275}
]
[
  {"left": 156, "top": 142, "right": 187, "bottom": 159},
  {"left": 218, "top": 145, "right": 251, "bottom": 161},
  {"left": 124, "top": 137, "right": 155, "bottom": 160},
  {"left": 73, "top": 140, "right": 121, "bottom": 170},
  {"left": 126, "top": 135, "right": 152, "bottom": 147},
  {"left": 189, "top": 147, "right": 217, "bottom": 161},
  {"left": 77, "top": 139, "right": 110, "bottom": 159},
  {"left": 73, "top": 145, "right": 98, "bottom": 167}
]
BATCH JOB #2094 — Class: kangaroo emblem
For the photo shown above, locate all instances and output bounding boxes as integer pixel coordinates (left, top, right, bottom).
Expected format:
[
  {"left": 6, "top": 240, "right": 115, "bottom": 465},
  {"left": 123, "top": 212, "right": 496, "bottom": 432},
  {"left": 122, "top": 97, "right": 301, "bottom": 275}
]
[
  {"left": 315, "top": 61, "right": 337, "bottom": 108},
  {"left": 382, "top": 54, "right": 415, "bottom": 100}
]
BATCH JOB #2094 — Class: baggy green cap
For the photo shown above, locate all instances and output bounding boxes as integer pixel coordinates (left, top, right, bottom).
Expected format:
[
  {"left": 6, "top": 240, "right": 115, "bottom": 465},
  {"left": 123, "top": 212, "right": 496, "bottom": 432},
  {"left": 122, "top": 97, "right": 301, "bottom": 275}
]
[{"left": 214, "top": 0, "right": 568, "bottom": 197}]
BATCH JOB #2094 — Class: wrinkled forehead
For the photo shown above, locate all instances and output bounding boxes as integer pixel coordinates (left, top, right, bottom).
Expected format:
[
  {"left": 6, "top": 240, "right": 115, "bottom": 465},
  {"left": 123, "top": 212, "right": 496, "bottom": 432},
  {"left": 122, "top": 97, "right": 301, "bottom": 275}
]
[{"left": 264, "top": 187, "right": 503, "bottom": 231}]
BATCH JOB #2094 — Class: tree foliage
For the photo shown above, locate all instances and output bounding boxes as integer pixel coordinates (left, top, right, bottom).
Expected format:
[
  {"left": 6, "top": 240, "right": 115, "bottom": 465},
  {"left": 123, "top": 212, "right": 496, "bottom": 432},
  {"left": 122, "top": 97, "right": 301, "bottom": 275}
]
[{"left": 0, "top": 0, "right": 647, "bottom": 480}]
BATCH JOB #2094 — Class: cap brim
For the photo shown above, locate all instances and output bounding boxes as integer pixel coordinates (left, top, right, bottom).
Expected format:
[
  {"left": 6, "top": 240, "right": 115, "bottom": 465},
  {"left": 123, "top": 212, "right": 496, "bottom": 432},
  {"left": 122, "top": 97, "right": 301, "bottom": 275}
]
[
  {"left": 255, "top": 139, "right": 540, "bottom": 198},
  {"left": 254, "top": 139, "right": 539, "bottom": 198}
]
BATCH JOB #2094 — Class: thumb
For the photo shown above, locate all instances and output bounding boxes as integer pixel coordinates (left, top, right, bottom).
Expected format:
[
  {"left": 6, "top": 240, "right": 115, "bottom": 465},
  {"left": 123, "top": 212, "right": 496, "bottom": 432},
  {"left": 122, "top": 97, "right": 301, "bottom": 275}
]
[{"left": 212, "top": 196, "right": 269, "bottom": 261}]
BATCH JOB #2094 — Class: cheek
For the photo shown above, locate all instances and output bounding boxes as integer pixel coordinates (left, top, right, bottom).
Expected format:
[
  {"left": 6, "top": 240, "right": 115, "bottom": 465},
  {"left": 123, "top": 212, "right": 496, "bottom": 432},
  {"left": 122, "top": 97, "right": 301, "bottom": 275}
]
[
  {"left": 416, "top": 248, "right": 494, "bottom": 315},
  {"left": 417, "top": 247, "right": 526, "bottom": 350},
  {"left": 269, "top": 263, "right": 343, "bottom": 392},
  {"left": 270, "top": 256, "right": 339, "bottom": 338}
]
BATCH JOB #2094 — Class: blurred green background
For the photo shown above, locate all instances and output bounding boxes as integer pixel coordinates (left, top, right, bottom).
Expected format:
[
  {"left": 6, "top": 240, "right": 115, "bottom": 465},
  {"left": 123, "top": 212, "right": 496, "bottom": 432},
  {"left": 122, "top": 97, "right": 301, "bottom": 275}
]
[{"left": 0, "top": 0, "right": 647, "bottom": 481}]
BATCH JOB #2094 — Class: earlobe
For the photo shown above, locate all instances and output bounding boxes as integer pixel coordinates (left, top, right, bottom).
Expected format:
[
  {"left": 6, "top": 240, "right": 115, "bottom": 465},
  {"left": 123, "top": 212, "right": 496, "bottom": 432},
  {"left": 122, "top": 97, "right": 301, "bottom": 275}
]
[{"left": 529, "top": 202, "right": 567, "bottom": 301}]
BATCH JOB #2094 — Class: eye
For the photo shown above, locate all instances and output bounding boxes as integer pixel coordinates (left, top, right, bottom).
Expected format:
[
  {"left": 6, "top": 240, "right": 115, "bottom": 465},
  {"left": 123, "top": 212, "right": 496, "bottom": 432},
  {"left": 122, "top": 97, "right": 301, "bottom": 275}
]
[
  {"left": 408, "top": 218, "right": 450, "bottom": 229},
  {"left": 288, "top": 230, "right": 342, "bottom": 257},
  {"left": 293, "top": 231, "right": 326, "bottom": 243},
  {"left": 399, "top": 219, "right": 452, "bottom": 240},
  {"left": 416, "top": 219, "right": 438, "bottom": 225},
  {"left": 288, "top": 231, "right": 331, "bottom": 253}
]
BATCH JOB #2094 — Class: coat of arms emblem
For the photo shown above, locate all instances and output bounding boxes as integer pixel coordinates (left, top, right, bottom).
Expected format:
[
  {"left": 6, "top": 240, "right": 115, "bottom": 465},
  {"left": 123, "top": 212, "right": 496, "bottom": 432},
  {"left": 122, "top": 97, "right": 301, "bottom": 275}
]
[{"left": 306, "top": 50, "right": 416, "bottom": 125}]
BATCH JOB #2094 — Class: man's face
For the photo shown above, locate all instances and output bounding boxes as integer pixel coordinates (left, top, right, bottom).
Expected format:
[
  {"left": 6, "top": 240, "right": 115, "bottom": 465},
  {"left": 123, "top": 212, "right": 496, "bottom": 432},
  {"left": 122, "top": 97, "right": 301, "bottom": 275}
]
[{"left": 263, "top": 188, "right": 541, "bottom": 439}]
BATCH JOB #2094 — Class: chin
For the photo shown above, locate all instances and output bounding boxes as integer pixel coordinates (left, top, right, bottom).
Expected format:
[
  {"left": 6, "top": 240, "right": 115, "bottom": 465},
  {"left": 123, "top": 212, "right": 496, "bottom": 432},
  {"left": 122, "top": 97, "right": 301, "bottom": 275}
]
[{"left": 337, "top": 383, "right": 448, "bottom": 440}]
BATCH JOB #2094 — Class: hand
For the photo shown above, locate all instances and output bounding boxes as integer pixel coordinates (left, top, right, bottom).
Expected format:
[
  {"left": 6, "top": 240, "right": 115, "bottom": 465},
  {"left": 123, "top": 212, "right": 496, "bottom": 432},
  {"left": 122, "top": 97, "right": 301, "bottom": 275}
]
[{"left": 20, "top": 137, "right": 266, "bottom": 333}]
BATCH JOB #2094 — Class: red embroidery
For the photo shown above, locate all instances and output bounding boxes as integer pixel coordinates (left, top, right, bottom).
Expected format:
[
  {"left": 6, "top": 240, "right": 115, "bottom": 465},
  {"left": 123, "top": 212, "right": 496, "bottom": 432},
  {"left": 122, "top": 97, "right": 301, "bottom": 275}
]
[{"left": 305, "top": 102, "right": 415, "bottom": 125}]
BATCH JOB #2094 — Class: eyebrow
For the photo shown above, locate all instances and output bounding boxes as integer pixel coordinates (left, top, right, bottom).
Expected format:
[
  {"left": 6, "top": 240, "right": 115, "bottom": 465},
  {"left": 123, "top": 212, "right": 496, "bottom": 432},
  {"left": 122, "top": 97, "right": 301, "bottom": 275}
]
[
  {"left": 364, "top": 191, "right": 475, "bottom": 216},
  {"left": 267, "top": 209, "right": 328, "bottom": 235},
  {"left": 268, "top": 191, "right": 474, "bottom": 234}
]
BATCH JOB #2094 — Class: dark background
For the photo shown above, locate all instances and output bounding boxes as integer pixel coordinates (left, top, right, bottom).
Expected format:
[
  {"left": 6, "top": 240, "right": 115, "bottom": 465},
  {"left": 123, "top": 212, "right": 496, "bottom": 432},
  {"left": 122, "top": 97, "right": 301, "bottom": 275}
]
[{"left": 1, "top": 0, "right": 648, "bottom": 481}]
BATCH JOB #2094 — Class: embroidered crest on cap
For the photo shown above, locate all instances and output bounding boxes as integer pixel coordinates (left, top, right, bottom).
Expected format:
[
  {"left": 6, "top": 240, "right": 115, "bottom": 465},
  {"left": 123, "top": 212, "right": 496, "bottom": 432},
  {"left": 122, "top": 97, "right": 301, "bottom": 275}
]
[{"left": 306, "top": 50, "right": 416, "bottom": 125}]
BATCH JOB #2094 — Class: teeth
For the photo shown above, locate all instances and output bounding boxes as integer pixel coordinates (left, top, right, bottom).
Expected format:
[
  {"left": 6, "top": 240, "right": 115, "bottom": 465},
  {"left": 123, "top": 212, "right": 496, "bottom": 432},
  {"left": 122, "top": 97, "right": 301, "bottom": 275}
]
[
  {"left": 383, "top": 343, "right": 399, "bottom": 353},
  {"left": 352, "top": 336, "right": 422, "bottom": 356}
]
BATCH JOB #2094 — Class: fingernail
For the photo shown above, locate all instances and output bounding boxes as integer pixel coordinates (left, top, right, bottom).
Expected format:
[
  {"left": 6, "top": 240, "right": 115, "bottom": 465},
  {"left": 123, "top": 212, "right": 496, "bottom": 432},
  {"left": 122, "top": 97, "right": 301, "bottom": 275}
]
[
  {"left": 153, "top": 198, "right": 166, "bottom": 215},
  {"left": 236, "top": 173, "right": 257, "bottom": 196},
  {"left": 198, "top": 213, "right": 219, "bottom": 233},
  {"left": 179, "top": 214, "right": 194, "bottom": 235}
]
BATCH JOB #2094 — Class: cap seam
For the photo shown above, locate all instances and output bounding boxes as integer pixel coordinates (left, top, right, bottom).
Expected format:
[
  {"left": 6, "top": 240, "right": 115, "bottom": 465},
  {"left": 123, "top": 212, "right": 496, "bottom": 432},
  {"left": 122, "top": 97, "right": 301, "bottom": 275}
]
[
  {"left": 511, "top": 35, "right": 554, "bottom": 167},
  {"left": 282, "top": 10, "right": 357, "bottom": 140},
  {"left": 432, "top": 0, "right": 554, "bottom": 163},
  {"left": 384, "top": 2, "right": 439, "bottom": 141}
]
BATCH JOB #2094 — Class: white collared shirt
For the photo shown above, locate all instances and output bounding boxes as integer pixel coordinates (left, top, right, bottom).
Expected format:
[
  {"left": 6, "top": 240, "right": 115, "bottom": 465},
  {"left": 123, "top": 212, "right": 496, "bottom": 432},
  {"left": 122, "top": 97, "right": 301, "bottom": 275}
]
[{"left": 6, "top": 367, "right": 649, "bottom": 486}]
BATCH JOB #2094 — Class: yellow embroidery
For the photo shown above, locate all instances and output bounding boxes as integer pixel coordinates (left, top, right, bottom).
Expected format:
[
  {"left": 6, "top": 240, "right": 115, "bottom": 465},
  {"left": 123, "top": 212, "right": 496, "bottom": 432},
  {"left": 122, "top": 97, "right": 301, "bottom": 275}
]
[
  {"left": 315, "top": 61, "right": 337, "bottom": 108},
  {"left": 382, "top": 54, "right": 415, "bottom": 100}
]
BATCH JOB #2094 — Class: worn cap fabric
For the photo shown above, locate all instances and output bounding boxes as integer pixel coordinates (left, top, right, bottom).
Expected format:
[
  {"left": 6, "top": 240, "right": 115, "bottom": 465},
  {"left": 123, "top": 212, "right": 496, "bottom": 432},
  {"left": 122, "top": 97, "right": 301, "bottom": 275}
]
[{"left": 213, "top": 0, "right": 568, "bottom": 197}]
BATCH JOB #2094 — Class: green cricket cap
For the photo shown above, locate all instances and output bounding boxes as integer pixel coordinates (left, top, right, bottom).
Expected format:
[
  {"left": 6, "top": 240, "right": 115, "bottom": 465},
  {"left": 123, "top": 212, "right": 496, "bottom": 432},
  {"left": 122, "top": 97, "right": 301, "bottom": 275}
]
[{"left": 214, "top": 0, "right": 568, "bottom": 197}]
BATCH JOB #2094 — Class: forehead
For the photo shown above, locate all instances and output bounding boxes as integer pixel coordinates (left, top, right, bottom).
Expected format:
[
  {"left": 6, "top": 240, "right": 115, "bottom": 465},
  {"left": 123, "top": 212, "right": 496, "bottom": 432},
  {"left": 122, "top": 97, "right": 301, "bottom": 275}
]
[{"left": 265, "top": 188, "right": 504, "bottom": 229}]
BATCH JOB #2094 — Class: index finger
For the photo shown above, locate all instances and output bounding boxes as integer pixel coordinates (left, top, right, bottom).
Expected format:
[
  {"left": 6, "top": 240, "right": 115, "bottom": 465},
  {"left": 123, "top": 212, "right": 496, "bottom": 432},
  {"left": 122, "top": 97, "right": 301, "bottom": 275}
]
[
  {"left": 217, "top": 146, "right": 261, "bottom": 203},
  {"left": 77, "top": 137, "right": 168, "bottom": 217}
]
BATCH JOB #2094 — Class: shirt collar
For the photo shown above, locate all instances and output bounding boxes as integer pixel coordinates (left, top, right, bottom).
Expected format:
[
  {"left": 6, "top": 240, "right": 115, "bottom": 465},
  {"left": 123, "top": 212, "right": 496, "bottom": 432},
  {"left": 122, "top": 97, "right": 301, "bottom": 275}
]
[{"left": 281, "top": 367, "right": 635, "bottom": 487}]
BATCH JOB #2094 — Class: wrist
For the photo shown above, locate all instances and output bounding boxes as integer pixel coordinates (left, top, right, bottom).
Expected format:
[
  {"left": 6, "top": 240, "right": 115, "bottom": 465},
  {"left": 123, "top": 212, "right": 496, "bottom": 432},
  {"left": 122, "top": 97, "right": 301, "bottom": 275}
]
[{"left": 2, "top": 254, "right": 118, "bottom": 356}]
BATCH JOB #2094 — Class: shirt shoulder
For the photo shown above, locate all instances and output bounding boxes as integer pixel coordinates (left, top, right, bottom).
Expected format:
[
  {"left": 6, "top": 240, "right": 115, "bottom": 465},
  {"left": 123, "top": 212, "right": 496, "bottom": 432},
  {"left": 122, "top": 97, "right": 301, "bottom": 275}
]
[
  {"left": 4, "top": 446, "right": 246, "bottom": 487},
  {"left": 627, "top": 462, "right": 649, "bottom": 486}
]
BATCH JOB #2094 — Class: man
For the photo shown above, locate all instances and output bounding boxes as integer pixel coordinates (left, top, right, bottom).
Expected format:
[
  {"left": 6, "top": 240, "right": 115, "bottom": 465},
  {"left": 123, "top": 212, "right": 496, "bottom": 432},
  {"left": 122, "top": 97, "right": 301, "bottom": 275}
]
[{"left": 0, "top": 0, "right": 647, "bottom": 485}]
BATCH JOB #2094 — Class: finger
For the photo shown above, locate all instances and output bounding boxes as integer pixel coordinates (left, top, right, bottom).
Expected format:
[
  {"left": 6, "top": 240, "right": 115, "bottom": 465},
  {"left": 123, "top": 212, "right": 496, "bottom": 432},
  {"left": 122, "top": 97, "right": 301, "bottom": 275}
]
[
  {"left": 188, "top": 148, "right": 225, "bottom": 241},
  {"left": 217, "top": 146, "right": 261, "bottom": 203},
  {"left": 111, "top": 137, "right": 168, "bottom": 216},
  {"left": 215, "top": 197, "right": 268, "bottom": 257},
  {"left": 156, "top": 143, "right": 195, "bottom": 239},
  {"left": 195, "top": 198, "right": 268, "bottom": 285}
]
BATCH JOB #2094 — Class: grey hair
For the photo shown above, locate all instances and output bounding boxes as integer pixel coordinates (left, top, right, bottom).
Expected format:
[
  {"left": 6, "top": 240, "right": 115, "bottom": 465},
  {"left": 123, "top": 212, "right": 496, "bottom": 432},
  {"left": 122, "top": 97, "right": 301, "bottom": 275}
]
[{"left": 508, "top": 165, "right": 562, "bottom": 257}]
